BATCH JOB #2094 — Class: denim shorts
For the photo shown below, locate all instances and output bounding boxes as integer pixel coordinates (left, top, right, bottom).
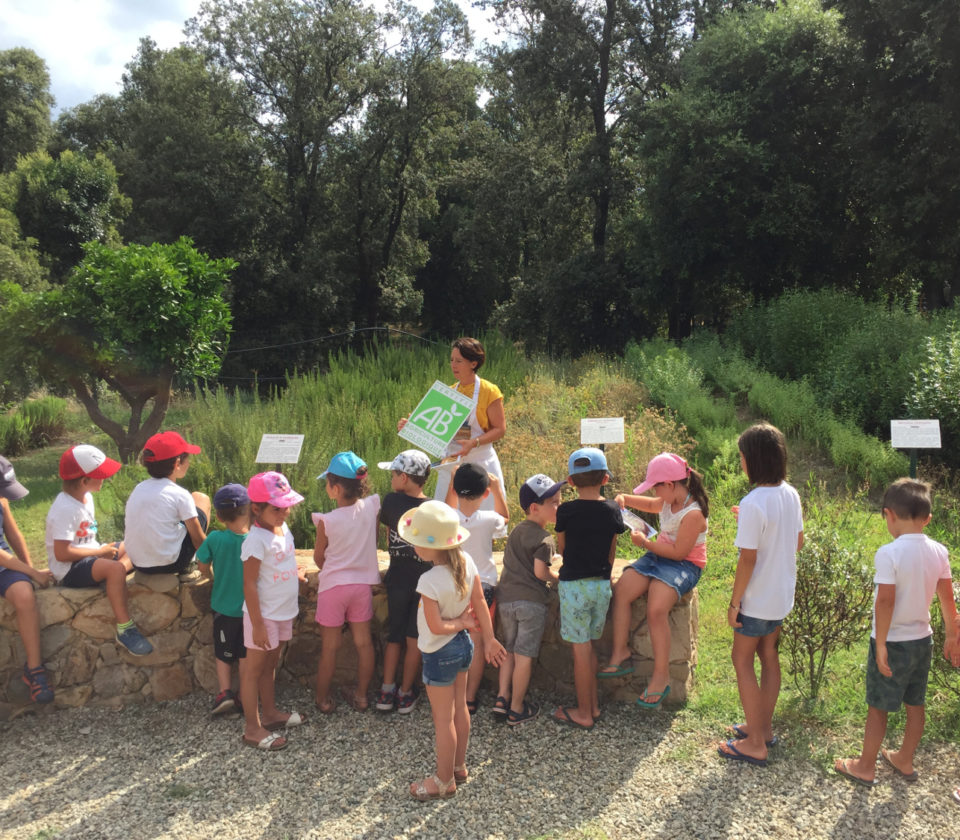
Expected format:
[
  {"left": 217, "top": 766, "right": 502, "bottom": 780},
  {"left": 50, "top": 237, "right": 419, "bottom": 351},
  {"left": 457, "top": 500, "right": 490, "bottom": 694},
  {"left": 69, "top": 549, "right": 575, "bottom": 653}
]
[
  {"left": 734, "top": 613, "right": 783, "bottom": 638},
  {"left": 627, "top": 551, "right": 702, "bottom": 598},
  {"left": 61, "top": 555, "right": 101, "bottom": 588},
  {"left": 866, "top": 636, "right": 932, "bottom": 711},
  {"left": 499, "top": 600, "right": 548, "bottom": 658},
  {"left": 421, "top": 630, "right": 474, "bottom": 687},
  {"left": 558, "top": 578, "right": 611, "bottom": 644}
]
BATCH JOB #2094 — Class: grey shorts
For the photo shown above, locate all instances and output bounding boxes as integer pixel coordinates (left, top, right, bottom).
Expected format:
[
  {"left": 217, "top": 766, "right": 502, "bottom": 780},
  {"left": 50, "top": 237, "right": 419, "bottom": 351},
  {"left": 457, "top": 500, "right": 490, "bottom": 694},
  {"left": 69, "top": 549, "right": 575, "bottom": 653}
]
[
  {"left": 498, "top": 600, "right": 548, "bottom": 658},
  {"left": 866, "top": 636, "right": 932, "bottom": 711}
]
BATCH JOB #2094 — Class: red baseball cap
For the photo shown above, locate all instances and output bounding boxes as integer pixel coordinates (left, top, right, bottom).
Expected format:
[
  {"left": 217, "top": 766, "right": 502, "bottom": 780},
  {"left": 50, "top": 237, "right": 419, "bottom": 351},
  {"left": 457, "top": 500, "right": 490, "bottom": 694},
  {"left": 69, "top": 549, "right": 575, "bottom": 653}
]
[
  {"left": 142, "top": 431, "right": 201, "bottom": 462},
  {"left": 59, "top": 445, "right": 122, "bottom": 480}
]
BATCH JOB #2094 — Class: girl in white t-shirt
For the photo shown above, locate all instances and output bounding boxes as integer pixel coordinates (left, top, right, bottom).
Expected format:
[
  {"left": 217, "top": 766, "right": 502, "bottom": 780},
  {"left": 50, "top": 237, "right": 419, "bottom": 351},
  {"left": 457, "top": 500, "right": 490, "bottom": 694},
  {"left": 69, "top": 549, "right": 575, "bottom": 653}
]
[
  {"left": 312, "top": 451, "right": 380, "bottom": 713},
  {"left": 399, "top": 501, "right": 506, "bottom": 801},
  {"left": 239, "top": 471, "right": 307, "bottom": 752},
  {"left": 719, "top": 424, "right": 804, "bottom": 768}
]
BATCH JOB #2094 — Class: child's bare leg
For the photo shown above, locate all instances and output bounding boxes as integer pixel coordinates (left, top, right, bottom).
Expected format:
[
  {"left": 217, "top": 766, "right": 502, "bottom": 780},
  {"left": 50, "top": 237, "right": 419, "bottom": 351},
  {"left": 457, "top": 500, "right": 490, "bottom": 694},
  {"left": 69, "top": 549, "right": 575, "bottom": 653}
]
[
  {"left": 6, "top": 581, "right": 43, "bottom": 669},
  {"left": 453, "top": 669, "right": 471, "bottom": 770},
  {"left": 315, "top": 625, "right": 341, "bottom": 705},
  {"left": 885, "top": 703, "right": 925, "bottom": 776},
  {"left": 93, "top": 558, "right": 132, "bottom": 624},
  {"left": 510, "top": 653, "right": 534, "bottom": 714},
  {"left": 216, "top": 659, "right": 233, "bottom": 694},
  {"left": 400, "top": 638, "right": 421, "bottom": 694},
  {"left": 755, "top": 628, "right": 781, "bottom": 739},
  {"left": 836, "top": 705, "right": 887, "bottom": 782},
  {"left": 348, "top": 621, "right": 374, "bottom": 701},
  {"left": 568, "top": 641, "right": 597, "bottom": 726},
  {"left": 590, "top": 644, "right": 600, "bottom": 718},
  {"left": 382, "top": 640, "right": 401, "bottom": 688},
  {"left": 425, "top": 683, "right": 457, "bottom": 782},
  {"left": 192, "top": 491, "right": 212, "bottom": 526},
  {"left": 258, "top": 645, "right": 283, "bottom": 722},
  {"left": 466, "top": 628, "right": 484, "bottom": 703},
  {"left": 725, "top": 632, "right": 767, "bottom": 760},
  {"left": 498, "top": 651, "right": 514, "bottom": 702},
  {"left": 603, "top": 571, "right": 648, "bottom": 670},
  {"left": 645, "top": 581, "right": 678, "bottom": 695},
  {"left": 241, "top": 647, "right": 268, "bottom": 740}
]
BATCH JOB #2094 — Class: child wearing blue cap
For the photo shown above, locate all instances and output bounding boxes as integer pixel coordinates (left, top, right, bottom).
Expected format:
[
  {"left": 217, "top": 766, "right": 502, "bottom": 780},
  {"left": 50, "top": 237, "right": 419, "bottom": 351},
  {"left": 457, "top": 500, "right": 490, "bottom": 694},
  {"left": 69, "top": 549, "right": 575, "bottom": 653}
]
[
  {"left": 552, "top": 447, "right": 627, "bottom": 730},
  {"left": 313, "top": 451, "right": 381, "bottom": 713},
  {"left": 197, "top": 483, "right": 251, "bottom": 716}
]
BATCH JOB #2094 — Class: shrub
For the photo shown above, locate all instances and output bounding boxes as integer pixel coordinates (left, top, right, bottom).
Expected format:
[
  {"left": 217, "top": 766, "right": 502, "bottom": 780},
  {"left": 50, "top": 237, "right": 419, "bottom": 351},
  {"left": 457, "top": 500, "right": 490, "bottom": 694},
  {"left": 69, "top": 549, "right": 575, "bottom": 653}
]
[
  {"left": 906, "top": 322, "right": 960, "bottom": 465},
  {"left": 0, "top": 397, "right": 68, "bottom": 455},
  {"left": 781, "top": 503, "right": 875, "bottom": 701}
]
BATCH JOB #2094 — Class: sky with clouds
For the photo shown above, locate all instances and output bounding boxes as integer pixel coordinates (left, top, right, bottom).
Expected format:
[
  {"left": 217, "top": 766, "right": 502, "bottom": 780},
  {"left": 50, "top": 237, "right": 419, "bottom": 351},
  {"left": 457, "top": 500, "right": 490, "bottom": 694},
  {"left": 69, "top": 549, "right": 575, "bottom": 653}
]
[{"left": 1, "top": 0, "right": 501, "bottom": 114}]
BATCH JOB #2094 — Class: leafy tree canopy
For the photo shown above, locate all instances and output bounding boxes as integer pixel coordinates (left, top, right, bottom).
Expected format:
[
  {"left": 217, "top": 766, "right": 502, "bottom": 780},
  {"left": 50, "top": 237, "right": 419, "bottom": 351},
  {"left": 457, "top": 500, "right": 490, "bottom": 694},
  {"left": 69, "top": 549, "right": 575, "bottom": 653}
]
[
  {"left": 0, "top": 48, "right": 53, "bottom": 173},
  {"left": 1, "top": 238, "right": 234, "bottom": 461}
]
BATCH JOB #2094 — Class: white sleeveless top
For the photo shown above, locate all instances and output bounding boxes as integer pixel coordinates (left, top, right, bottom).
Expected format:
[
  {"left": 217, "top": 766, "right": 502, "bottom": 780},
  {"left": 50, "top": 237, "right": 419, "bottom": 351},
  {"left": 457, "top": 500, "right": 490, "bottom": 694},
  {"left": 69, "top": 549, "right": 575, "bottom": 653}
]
[{"left": 657, "top": 500, "right": 707, "bottom": 568}]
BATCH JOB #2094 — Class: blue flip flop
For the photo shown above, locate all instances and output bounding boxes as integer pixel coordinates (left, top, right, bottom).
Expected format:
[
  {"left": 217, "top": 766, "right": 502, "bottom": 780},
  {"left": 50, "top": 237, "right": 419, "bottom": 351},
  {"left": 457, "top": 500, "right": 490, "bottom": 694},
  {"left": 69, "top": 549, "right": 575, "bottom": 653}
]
[
  {"left": 718, "top": 739, "right": 768, "bottom": 767},
  {"left": 598, "top": 659, "right": 634, "bottom": 679},
  {"left": 731, "top": 723, "right": 778, "bottom": 747},
  {"left": 636, "top": 684, "right": 670, "bottom": 709}
]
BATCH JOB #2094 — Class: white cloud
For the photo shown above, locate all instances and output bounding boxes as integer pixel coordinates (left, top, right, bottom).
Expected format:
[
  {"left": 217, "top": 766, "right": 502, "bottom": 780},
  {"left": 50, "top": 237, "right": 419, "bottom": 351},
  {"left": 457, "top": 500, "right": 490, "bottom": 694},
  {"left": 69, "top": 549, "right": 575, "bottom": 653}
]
[{"left": 0, "top": 0, "right": 500, "bottom": 114}]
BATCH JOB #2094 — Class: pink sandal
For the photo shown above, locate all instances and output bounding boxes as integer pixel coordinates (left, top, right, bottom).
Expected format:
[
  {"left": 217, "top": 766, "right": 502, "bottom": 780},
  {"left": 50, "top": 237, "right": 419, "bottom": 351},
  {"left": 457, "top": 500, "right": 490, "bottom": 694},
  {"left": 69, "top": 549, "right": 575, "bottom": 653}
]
[{"left": 410, "top": 774, "right": 456, "bottom": 801}]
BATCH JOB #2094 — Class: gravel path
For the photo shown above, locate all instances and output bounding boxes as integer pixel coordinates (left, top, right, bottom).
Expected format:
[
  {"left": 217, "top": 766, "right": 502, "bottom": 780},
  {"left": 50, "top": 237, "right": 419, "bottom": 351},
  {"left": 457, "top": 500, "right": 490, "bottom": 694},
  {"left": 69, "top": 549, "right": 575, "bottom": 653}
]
[{"left": 2, "top": 687, "right": 956, "bottom": 840}]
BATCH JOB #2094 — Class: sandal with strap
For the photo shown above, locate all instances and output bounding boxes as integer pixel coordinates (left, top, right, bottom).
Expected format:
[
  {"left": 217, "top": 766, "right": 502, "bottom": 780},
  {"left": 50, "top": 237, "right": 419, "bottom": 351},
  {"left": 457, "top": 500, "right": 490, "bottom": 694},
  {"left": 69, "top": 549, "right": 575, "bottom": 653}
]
[
  {"left": 454, "top": 764, "right": 468, "bottom": 783},
  {"left": 22, "top": 664, "right": 54, "bottom": 704},
  {"left": 410, "top": 774, "right": 456, "bottom": 801},
  {"left": 492, "top": 695, "right": 510, "bottom": 717},
  {"left": 466, "top": 698, "right": 479, "bottom": 715}
]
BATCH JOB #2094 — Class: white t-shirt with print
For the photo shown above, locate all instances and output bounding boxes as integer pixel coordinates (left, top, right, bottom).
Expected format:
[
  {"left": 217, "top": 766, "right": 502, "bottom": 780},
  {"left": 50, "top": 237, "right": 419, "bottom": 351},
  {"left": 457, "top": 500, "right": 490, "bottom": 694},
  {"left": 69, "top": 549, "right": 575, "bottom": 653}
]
[
  {"left": 734, "top": 482, "right": 804, "bottom": 621},
  {"left": 124, "top": 478, "right": 198, "bottom": 568},
  {"left": 241, "top": 523, "right": 300, "bottom": 621},
  {"left": 872, "top": 533, "right": 951, "bottom": 642},
  {"left": 458, "top": 509, "right": 506, "bottom": 587},
  {"left": 45, "top": 492, "right": 104, "bottom": 581},
  {"left": 416, "top": 554, "right": 478, "bottom": 654}
]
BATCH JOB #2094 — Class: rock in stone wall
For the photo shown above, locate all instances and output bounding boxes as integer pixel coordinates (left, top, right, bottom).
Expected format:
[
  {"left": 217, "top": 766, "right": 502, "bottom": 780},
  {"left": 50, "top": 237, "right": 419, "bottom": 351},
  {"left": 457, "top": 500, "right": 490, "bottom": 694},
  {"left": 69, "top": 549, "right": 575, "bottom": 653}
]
[{"left": 0, "top": 553, "right": 697, "bottom": 718}]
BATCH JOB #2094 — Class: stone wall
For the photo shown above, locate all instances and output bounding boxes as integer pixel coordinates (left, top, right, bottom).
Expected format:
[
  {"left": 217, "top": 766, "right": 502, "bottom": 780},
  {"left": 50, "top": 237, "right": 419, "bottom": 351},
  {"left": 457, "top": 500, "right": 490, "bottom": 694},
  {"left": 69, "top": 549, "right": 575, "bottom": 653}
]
[{"left": 0, "top": 554, "right": 697, "bottom": 719}]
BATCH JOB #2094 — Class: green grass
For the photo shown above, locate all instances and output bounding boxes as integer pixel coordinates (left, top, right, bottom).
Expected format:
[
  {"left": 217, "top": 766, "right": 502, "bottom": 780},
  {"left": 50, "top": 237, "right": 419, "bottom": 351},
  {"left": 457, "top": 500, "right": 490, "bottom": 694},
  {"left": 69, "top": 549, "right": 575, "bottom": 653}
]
[{"left": 4, "top": 340, "right": 959, "bottom": 751}]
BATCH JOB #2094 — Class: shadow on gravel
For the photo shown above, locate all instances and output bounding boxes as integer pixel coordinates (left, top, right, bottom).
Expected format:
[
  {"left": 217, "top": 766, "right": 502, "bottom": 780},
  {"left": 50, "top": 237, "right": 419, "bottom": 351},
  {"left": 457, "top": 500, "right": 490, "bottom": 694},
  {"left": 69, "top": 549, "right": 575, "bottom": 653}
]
[{"left": 0, "top": 687, "right": 676, "bottom": 839}]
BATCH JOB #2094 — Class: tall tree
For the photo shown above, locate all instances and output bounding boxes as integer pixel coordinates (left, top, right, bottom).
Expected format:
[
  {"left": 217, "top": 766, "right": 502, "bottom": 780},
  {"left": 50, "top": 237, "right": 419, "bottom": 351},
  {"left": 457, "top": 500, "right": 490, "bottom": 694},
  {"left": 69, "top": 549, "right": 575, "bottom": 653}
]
[
  {"left": 54, "top": 40, "right": 265, "bottom": 260},
  {"left": 0, "top": 48, "right": 53, "bottom": 173},
  {"left": 10, "top": 150, "right": 130, "bottom": 282},
  {"left": 828, "top": 0, "right": 960, "bottom": 308},
  {"left": 634, "top": 0, "right": 870, "bottom": 336}
]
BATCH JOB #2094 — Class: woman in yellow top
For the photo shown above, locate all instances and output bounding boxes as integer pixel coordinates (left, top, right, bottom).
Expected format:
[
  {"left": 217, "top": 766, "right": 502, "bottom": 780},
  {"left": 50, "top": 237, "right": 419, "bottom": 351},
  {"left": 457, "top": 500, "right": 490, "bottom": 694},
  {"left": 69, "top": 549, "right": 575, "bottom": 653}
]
[{"left": 433, "top": 337, "right": 507, "bottom": 507}]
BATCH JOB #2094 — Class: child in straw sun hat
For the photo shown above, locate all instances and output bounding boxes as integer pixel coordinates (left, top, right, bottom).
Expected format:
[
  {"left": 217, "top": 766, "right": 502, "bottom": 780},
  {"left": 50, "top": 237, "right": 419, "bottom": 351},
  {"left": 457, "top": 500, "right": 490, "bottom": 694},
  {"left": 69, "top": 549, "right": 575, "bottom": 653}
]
[{"left": 399, "top": 500, "right": 506, "bottom": 800}]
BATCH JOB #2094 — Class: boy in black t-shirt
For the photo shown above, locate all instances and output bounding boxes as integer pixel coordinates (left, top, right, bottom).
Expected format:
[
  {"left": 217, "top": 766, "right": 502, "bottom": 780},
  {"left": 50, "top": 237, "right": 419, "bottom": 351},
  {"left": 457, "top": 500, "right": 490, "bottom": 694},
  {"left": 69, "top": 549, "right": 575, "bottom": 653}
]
[
  {"left": 553, "top": 448, "right": 627, "bottom": 730},
  {"left": 376, "top": 450, "right": 432, "bottom": 713}
]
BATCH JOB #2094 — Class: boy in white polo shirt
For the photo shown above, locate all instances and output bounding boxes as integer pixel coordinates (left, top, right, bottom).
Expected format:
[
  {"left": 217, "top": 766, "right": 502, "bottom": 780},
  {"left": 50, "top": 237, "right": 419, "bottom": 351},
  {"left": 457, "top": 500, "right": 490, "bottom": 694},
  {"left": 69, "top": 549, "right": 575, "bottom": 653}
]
[
  {"left": 46, "top": 444, "right": 152, "bottom": 656},
  {"left": 835, "top": 478, "right": 959, "bottom": 786},
  {"left": 124, "top": 431, "right": 210, "bottom": 579},
  {"left": 445, "top": 462, "right": 508, "bottom": 713}
]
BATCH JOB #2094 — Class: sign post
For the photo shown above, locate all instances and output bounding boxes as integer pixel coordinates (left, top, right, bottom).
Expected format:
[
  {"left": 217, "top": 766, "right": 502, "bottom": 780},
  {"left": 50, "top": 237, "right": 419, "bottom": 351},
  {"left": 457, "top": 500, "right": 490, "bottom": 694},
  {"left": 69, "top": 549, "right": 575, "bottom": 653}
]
[
  {"left": 255, "top": 434, "right": 305, "bottom": 468},
  {"left": 580, "top": 417, "right": 625, "bottom": 447},
  {"left": 890, "top": 419, "right": 941, "bottom": 479},
  {"left": 399, "top": 381, "right": 475, "bottom": 459}
]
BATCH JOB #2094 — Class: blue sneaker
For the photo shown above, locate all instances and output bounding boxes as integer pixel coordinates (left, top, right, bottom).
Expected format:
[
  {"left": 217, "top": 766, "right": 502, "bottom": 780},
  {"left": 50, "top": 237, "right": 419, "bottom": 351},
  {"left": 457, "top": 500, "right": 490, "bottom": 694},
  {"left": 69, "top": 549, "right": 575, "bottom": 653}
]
[
  {"left": 397, "top": 686, "right": 420, "bottom": 715},
  {"left": 22, "top": 664, "right": 54, "bottom": 704},
  {"left": 116, "top": 625, "right": 153, "bottom": 656},
  {"left": 375, "top": 686, "right": 398, "bottom": 712}
]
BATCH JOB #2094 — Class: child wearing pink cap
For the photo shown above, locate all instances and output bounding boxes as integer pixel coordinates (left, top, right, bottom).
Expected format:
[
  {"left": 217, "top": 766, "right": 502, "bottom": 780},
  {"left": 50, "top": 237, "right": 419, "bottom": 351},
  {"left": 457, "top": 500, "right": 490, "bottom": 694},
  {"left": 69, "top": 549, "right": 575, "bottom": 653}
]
[
  {"left": 240, "top": 471, "right": 308, "bottom": 751},
  {"left": 46, "top": 445, "right": 152, "bottom": 656},
  {"left": 601, "top": 452, "right": 709, "bottom": 710}
]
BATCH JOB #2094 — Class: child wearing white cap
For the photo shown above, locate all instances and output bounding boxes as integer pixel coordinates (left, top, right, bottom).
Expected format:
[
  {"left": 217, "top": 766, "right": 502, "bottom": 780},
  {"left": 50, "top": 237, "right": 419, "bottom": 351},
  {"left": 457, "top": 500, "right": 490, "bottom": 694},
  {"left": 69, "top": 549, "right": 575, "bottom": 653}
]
[{"left": 46, "top": 445, "right": 152, "bottom": 656}]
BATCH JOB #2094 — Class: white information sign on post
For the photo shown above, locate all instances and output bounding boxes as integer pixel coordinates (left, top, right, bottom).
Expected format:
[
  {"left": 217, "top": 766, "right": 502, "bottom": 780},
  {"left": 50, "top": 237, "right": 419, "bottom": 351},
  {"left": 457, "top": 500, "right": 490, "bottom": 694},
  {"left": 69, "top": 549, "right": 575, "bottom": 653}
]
[
  {"left": 399, "top": 381, "right": 475, "bottom": 459},
  {"left": 255, "top": 434, "right": 305, "bottom": 464},
  {"left": 580, "top": 417, "right": 625, "bottom": 445},
  {"left": 890, "top": 419, "right": 941, "bottom": 450}
]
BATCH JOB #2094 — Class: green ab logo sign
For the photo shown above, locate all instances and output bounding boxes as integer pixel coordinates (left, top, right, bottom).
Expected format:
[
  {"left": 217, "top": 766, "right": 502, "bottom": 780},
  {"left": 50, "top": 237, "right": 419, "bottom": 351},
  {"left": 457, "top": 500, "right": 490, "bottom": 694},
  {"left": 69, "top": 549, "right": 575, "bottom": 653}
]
[{"left": 399, "top": 381, "right": 474, "bottom": 458}]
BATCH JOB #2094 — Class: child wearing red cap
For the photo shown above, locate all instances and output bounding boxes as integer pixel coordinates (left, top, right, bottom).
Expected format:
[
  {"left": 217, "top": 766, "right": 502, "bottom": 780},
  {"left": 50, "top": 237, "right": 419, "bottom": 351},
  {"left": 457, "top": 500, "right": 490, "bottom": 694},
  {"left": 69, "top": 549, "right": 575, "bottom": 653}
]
[
  {"left": 123, "top": 431, "right": 210, "bottom": 578},
  {"left": 46, "top": 445, "right": 152, "bottom": 656}
]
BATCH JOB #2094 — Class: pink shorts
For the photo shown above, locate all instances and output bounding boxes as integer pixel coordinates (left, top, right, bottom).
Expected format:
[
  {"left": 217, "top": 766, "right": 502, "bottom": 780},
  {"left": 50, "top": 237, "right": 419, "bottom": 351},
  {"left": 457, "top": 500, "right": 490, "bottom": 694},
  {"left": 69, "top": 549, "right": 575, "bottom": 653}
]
[
  {"left": 242, "top": 613, "right": 293, "bottom": 651},
  {"left": 315, "top": 583, "right": 373, "bottom": 627}
]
